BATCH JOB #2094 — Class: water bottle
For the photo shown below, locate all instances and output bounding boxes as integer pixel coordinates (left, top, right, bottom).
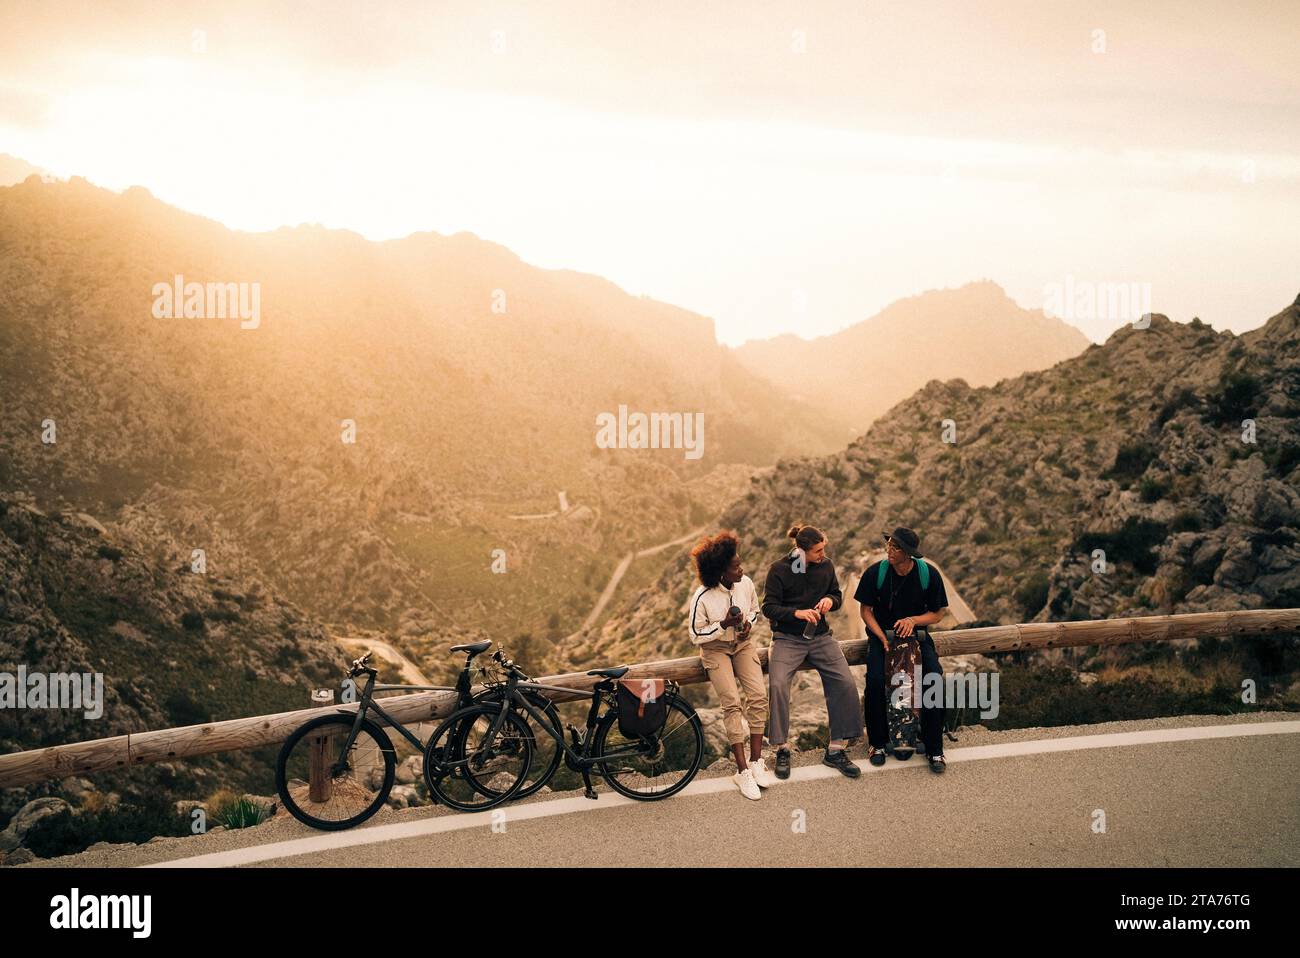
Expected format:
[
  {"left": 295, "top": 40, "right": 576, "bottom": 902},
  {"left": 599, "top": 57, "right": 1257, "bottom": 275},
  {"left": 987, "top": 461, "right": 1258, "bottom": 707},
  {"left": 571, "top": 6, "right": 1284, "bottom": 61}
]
[{"left": 802, "top": 611, "right": 819, "bottom": 639}]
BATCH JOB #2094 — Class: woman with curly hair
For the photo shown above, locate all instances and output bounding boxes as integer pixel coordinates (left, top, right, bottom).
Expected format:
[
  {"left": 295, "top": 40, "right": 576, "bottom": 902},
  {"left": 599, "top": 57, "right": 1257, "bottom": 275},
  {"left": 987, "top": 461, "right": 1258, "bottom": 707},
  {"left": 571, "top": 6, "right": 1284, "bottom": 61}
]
[{"left": 688, "top": 530, "right": 773, "bottom": 800}]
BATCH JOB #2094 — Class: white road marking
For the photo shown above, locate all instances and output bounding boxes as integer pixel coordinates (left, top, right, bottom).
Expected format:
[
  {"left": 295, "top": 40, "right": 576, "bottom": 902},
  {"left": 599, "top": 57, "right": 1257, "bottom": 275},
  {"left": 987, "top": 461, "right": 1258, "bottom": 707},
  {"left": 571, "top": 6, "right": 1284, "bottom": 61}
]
[{"left": 146, "top": 720, "right": 1300, "bottom": 868}]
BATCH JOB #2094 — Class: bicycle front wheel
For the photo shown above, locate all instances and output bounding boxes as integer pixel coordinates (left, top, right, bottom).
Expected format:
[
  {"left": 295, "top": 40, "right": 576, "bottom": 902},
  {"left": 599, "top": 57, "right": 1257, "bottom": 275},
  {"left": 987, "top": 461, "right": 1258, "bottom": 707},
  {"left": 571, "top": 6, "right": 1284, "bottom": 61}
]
[
  {"left": 592, "top": 693, "right": 704, "bottom": 800},
  {"left": 423, "top": 704, "right": 533, "bottom": 812},
  {"left": 276, "top": 714, "right": 395, "bottom": 831}
]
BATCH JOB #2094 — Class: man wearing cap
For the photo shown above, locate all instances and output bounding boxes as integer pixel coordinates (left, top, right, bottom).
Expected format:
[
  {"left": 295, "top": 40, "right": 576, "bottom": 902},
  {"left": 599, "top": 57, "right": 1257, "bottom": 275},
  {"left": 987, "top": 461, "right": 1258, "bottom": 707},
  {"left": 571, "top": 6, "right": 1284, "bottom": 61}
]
[{"left": 853, "top": 527, "right": 951, "bottom": 773}]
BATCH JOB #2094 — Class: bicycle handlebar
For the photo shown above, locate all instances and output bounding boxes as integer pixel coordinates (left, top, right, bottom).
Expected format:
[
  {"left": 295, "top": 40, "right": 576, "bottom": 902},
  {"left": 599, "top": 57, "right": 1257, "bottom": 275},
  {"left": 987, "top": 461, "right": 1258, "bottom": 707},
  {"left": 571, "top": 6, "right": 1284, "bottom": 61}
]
[
  {"left": 492, "top": 647, "right": 531, "bottom": 681},
  {"left": 349, "top": 650, "right": 375, "bottom": 678}
]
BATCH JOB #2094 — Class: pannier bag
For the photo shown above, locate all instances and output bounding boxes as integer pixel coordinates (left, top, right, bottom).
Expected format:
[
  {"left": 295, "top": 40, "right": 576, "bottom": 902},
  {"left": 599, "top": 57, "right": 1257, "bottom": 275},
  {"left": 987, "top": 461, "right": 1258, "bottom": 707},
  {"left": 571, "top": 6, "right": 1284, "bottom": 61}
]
[{"left": 616, "top": 678, "right": 669, "bottom": 739}]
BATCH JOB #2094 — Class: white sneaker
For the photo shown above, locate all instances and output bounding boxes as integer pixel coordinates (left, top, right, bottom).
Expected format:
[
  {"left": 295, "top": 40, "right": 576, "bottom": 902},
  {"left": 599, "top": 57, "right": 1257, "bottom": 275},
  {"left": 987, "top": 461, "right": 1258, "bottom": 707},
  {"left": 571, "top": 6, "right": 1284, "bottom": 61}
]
[
  {"left": 749, "top": 757, "right": 776, "bottom": 789},
  {"left": 732, "top": 767, "right": 761, "bottom": 800}
]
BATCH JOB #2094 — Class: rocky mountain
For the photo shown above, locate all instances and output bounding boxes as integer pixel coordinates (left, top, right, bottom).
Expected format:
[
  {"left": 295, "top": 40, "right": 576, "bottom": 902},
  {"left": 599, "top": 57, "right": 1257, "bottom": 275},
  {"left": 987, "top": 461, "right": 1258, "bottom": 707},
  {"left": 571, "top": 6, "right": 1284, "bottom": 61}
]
[
  {"left": 0, "top": 490, "right": 343, "bottom": 824},
  {"left": 576, "top": 299, "right": 1300, "bottom": 670},
  {"left": 734, "top": 280, "right": 1091, "bottom": 434},
  {"left": 0, "top": 174, "right": 846, "bottom": 645}
]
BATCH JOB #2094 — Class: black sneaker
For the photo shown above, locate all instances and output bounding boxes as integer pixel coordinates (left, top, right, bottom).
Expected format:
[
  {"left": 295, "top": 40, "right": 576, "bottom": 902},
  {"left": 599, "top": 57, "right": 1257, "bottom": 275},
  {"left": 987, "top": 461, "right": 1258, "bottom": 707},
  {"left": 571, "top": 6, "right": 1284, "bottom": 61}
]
[
  {"left": 867, "top": 746, "right": 886, "bottom": 767},
  {"left": 775, "top": 748, "right": 791, "bottom": 780},
  {"left": 929, "top": 754, "right": 946, "bottom": 774},
  {"left": 823, "top": 748, "right": 861, "bottom": 778}
]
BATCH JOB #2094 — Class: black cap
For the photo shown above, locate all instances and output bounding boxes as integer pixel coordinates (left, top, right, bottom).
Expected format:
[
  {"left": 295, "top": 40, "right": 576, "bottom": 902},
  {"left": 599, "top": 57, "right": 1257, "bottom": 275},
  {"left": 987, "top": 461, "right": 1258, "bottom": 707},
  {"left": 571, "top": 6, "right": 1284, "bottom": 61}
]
[{"left": 883, "top": 527, "right": 923, "bottom": 558}]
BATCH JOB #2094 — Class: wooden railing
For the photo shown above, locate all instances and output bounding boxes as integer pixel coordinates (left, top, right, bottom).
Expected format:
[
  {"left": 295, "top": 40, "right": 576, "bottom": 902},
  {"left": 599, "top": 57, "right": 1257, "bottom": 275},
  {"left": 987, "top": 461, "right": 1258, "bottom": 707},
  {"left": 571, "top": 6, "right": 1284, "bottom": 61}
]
[{"left": 1, "top": 608, "right": 1296, "bottom": 789}]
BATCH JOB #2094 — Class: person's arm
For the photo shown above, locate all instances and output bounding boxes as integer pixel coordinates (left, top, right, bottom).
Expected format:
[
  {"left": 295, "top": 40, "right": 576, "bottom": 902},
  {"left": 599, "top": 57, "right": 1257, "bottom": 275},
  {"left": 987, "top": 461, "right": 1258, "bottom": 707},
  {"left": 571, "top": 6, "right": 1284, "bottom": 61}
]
[
  {"left": 689, "top": 590, "right": 723, "bottom": 643},
  {"left": 893, "top": 609, "right": 944, "bottom": 638},
  {"left": 816, "top": 566, "right": 844, "bottom": 615},
  {"left": 896, "top": 567, "right": 949, "bottom": 638},
  {"left": 745, "top": 578, "right": 762, "bottom": 626},
  {"left": 737, "top": 578, "right": 761, "bottom": 638},
  {"left": 860, "top": 603, "right": 891, "bottom": 650},
  {"left": 852, "top": 569, "right": 885, "bottom": 641},
  {"left": 761, "top": 565, "right": 795, "bottom": 623},
  {"left": 763, "top": 565, "right": 819, "bottom": 628}
]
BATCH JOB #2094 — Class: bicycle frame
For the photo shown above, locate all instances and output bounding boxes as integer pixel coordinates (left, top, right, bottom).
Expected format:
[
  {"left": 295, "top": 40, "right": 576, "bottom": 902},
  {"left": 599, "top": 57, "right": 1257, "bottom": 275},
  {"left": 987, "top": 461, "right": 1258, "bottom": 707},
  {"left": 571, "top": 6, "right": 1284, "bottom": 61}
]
[
  {"left": 479, "top": 672, "right": 657, "bottom": 770},
  {"left": 328, "top": 653, "right": 484, "bottom": 770}
]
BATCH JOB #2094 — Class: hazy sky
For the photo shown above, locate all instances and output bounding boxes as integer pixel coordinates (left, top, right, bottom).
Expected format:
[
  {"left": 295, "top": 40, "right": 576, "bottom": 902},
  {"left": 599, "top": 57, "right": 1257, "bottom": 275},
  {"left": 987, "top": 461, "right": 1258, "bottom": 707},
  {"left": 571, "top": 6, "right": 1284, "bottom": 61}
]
[{"left": 2, "top": 0, "right": 1297, "bottom": 344}]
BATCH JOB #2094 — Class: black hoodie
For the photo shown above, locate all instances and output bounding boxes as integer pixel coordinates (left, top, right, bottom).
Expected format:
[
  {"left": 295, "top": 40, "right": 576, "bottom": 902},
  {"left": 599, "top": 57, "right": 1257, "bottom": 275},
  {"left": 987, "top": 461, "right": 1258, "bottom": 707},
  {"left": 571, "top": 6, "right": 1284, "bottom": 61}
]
[{"left": 761, "top": 551, "right": 843, "bottom": 637}]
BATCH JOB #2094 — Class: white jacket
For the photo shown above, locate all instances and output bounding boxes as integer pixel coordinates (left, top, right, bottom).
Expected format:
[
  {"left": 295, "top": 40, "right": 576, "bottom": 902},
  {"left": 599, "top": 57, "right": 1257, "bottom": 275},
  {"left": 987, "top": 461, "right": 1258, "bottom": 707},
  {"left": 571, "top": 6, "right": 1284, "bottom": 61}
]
[{"left": 687, "top": 575, "right": 761, "bottom": 645}]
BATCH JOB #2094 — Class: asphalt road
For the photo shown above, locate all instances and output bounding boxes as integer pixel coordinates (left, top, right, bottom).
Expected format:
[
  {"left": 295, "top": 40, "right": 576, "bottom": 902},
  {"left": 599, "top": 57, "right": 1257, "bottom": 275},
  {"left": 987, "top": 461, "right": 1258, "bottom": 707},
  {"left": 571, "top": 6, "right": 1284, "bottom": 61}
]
[{"left": 22, "top": 713, "right": 1299, "bottom": 869}]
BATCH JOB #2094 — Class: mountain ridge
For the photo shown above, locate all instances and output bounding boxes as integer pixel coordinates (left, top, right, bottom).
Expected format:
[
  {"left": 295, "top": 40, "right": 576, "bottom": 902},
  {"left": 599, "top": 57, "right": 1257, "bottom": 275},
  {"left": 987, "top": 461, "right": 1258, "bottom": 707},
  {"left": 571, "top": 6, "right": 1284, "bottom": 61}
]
[{"left": 733, "top": 279, "right": 1091, "bottom": 434}]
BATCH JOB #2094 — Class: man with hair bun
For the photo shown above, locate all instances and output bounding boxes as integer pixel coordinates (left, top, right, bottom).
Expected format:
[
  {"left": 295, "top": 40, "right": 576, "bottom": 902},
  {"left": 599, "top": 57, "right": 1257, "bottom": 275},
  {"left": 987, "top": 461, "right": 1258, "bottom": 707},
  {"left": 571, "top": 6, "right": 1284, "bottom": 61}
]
[{"left": 761, "top": 523, "right": 864, "bottom": 780}]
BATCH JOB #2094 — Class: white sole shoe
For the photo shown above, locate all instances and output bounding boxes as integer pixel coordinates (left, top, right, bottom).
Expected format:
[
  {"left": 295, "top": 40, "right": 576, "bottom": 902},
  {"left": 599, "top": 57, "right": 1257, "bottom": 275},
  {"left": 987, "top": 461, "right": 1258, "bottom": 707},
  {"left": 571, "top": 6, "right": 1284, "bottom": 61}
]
[
  {"left": 749, "top": 758, "right": 776, "bottom": 788},
  {"left": 732, "top": 770, "right": 761, "bottom": 800}
]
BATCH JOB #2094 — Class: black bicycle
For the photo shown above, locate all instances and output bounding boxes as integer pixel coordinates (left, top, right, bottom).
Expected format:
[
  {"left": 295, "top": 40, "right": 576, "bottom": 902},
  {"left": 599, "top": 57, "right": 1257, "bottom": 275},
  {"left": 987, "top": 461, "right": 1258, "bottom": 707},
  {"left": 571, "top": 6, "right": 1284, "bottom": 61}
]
[
  {"left": 276, "top": 643, "right": 562, "bottom": 830},
  {"left": 424, "top": 649, "right": 704, "bottom": 811}
]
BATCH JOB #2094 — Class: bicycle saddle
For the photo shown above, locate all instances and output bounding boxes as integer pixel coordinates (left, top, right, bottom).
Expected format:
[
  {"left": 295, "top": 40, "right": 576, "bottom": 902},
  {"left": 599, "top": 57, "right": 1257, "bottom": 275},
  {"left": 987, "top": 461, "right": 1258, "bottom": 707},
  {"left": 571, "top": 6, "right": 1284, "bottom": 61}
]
[
  {"left": 587, "top": 666, "right": 629, "bottom": 679},
  {"left": 451, "top": 640, "right": 492, "bottom": 655}
]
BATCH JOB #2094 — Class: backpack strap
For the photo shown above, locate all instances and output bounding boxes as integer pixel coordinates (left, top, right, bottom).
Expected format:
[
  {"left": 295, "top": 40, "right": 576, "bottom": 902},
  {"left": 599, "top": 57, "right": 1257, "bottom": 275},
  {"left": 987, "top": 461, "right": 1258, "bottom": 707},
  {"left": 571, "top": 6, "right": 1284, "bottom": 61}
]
[{"left": 875, "top": 559, "right": 890, "bottom": 589}]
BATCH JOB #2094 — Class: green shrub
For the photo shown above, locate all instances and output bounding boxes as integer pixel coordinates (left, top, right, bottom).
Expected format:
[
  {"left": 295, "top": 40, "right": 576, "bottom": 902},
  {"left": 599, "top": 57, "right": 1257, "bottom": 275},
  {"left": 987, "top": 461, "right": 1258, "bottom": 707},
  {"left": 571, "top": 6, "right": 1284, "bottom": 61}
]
[
  {"left": 1139, "top": 475, "right": 1170, "bottom": 502},
  {"left": 273, "top": 644, "right": 304, "bottom": 668},
  {"left": 24, "top": 794, "right": 190, "bottom": 859},
  {"left": 1015, "top": 571, "right": 1051, "bottom": 619},
  {"left": 1157, "top": 388, "right": 1199, "bottom": 426},
  {"left": 977, "top": 666, "right": 1248, "bottom": 731},
  {"left": 1074, "top": 518, "right": 1168, "bottom": 575},
  {"left": 1102, "top": 442, "right": 1156, "bottom": 485},
  {"left": 213, "top": 797, "right": 271, "bottom": 830},
  {"left": 164, "top": 689, "right": 211, "bottom": 727},
  {"left": 1264, "top": 444, "right": 1300, "bottom": 477},
  {"left": 1206, "top": 369, "right": 1261, "bottom": 424}
]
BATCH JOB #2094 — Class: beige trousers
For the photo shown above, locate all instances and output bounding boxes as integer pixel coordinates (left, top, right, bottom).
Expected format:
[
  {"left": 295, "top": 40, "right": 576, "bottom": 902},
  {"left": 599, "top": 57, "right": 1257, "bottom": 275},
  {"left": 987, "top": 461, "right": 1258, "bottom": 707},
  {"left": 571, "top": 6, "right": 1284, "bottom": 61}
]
[{"left": 699, "top": 635, "right": 769, "bottom": 745}]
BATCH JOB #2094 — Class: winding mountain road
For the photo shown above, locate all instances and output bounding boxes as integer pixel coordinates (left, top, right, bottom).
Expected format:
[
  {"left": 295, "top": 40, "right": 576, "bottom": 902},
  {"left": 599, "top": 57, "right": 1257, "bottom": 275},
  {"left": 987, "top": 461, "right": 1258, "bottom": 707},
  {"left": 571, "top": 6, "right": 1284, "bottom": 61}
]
[{"left": 569, "top": 524, "right": 710, "bottom": 637}]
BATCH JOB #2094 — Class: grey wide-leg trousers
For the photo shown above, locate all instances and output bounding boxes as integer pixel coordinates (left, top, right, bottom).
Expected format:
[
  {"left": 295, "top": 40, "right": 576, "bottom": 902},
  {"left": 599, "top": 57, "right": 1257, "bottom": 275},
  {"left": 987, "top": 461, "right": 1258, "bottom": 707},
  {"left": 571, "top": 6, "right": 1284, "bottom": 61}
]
[{"left": 766, "top": 631, "right": 864, "bottom": 746}]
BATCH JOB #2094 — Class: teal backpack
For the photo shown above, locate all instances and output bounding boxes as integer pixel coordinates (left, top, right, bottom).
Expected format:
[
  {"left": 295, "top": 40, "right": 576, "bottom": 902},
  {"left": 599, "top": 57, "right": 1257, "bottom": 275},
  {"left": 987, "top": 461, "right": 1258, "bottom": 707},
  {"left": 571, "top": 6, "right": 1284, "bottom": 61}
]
[{"left": 875, "top": 557, "right": 930, "bottom": 591}]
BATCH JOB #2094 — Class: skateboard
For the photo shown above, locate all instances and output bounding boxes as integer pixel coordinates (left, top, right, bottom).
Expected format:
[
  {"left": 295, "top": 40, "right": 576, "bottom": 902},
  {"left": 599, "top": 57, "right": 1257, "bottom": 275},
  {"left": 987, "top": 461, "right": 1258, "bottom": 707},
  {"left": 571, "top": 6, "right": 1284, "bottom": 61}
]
[{"left": 884, "top": 628, "right": 922, "bottom": 760}]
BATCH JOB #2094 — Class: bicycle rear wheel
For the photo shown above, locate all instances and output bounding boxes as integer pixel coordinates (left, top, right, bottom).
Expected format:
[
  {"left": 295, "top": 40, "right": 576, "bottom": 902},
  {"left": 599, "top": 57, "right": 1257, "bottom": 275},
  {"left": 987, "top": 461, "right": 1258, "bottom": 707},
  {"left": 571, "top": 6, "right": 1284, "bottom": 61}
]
[
  {"left": 423, "top": 704, "right": 533, "bottom": 812},
  {"left": 276, "top": 715, "right": 395, "bottom": 830},
  {"left": 472, "top": 688, "right": 564, "bottom": 799},
  {"left": 592, "top": 693, "right": 703, "bottom": 800}
]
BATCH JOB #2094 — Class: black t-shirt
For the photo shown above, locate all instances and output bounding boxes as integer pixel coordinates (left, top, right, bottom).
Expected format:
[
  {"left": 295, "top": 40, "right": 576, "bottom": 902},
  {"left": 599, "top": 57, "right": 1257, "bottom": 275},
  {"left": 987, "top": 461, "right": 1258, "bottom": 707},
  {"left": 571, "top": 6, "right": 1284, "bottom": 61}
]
[{"left": 852, "top": 559, "right": 949, "bottom": 632}]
